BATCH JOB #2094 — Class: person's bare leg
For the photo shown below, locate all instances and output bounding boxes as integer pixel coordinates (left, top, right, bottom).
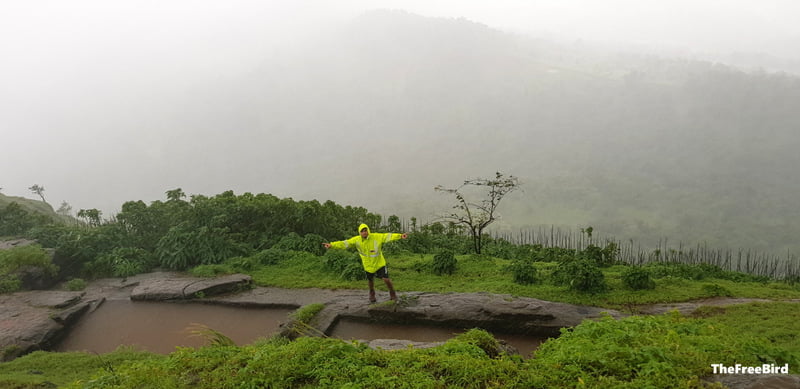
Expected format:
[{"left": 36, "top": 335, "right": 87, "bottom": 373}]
[
  {"left": 368, "top": 278, "right": 376, "bottom": 302},
  {"left": 383, "top": 278, "right": 397, "bottom": 301}
]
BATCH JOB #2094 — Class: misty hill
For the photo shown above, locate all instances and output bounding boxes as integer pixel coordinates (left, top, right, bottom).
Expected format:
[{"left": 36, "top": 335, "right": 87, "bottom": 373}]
[
  {"left": 153, "top": 10, "right": 800, "bottom": 255},
  {"left": 0, "top": 194, "right": 56, "bottom": 217},
  {"left": 0, "top": 194, "right": 75, "bottom": 230}
]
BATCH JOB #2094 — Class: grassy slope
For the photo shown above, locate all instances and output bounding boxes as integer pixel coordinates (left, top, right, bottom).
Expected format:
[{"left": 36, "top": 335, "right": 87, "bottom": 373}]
[{"left": 0, "top": 193, "right": 75, "bottom": 227}]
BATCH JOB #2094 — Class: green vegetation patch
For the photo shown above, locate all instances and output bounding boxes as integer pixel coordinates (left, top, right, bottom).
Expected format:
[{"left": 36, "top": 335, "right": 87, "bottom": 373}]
[
  {"left": 0, "top": 244, "right": 57, "bottom": 293},
  {"left": 0, "top": 348, "right": 160, "bottom": 388},
  {"left": 24, "top": 315, "right": 792, "bottom": 388},
  {"left": 697, "top": 302, "right": 800, "bottom": 356}
]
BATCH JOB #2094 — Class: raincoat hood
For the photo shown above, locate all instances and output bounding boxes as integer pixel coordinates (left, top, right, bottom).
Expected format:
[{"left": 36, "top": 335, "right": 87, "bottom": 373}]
[{"left": 358, "top": 223, "right": 370, "bottom": 236}]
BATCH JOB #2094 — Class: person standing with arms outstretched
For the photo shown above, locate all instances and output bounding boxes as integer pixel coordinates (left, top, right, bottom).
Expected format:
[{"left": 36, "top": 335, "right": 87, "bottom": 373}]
[{"left": 323, "top": 223, "right": 408, "bottom": 303}]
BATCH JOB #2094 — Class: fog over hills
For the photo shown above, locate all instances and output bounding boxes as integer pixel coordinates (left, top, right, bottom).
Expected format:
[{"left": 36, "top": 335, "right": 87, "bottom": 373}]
[
  {"left": 3, "top": 9, "right": 799, "bottom": 255},
  {"left": 229, "top": 11, "right": 799, "bottom": 254}
]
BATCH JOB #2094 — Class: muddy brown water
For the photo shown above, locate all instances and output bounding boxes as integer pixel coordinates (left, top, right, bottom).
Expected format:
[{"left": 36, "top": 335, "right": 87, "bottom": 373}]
[
  {"left": 55, "top": 300, "right": 548, "bottom": 357},
  {"left": 55, "top": 300, "right": 293, "bottom": 354},
  {"left": 331, "top": 319, "right": 547, "bottom": 357}
]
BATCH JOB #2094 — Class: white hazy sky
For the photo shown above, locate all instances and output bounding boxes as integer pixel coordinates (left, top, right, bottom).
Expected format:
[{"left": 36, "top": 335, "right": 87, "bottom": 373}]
[{"left": 2, "top": 0, "right": 799, "bottom": 215}]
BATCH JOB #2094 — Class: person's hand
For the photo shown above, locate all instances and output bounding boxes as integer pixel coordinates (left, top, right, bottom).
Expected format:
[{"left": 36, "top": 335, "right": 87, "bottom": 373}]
[
  {"left": 322, "top": 243, "right": 331, "bottom": 249},
  {"left": 401, "top": 233, "right": 408, "bottom": 239}
]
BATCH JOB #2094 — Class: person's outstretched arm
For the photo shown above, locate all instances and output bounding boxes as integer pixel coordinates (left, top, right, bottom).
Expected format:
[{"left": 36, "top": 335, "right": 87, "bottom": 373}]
[
  {"left": 380, "top": 232, "right": 409, "bottom": 243},
  {"left": 323, "top": 237, "right": 357, "bottom": 249}
]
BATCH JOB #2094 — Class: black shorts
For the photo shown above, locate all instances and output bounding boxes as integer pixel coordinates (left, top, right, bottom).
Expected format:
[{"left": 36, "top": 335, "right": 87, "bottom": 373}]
[{"left": 366, "top": 266, "right": 389, "bottom": 280}]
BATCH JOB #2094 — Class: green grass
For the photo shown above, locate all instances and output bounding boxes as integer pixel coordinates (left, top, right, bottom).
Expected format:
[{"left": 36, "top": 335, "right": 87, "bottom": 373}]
[
  {"left": 247, "top": 252, "right": 800, "bottom": 309},
  {"left": 0, "top": 348, "right": 161, "bottom": 388},
  {"left": 697, "top": 301, "right": 800, "bottom": 355}
]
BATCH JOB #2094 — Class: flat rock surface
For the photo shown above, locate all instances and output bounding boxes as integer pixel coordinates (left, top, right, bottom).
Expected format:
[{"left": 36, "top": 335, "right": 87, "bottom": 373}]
[{"left": 130, "top": 273, "right": 252, "bottom": 301}]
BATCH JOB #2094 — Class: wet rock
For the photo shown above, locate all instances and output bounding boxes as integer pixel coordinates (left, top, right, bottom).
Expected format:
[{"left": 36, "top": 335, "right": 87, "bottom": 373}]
[
  {"left": 130, "top": 273, "right": 252, "bottom": 301},
  {"left": 17, "top": 291, "right": 84, "bottom": 308},
  {"left": 329, "top": 292, "right": 619, "bottom": 337},
  {"left": 1, "top": 291, "right": 109, "bottom": 361}
]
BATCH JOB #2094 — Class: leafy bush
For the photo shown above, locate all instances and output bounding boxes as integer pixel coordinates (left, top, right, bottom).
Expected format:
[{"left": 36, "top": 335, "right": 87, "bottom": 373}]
[
  {"left": 274, "top": 233, "right": 327, "bottom": 256},
  {"left": 87, "top": 247, "right": 153, "bottom": 278},
  {"left": 0, "top": 277, "right": 21, "bottom": 294},
  {"left": 0, "top": 244, "right": 58, "bottom": 292},
  {"left": 252, "top": 248, "right": 287, "bottom": 265},
  {"left": 301, "top": 234, "right": 326, "bottom": 256},
  {"left": 51, "top": 225, "right": 129, "bottom": 279},
  {"left": 0, "top": 244, "right": 58, "bottom": 277},
  {"left": 551, "top": 258, "right": 607, "bottom": 293},
  {"left": 272, "top": 232, "right": 304, "bottom": 251},
  {"left": 453, "top": 328, "right": 504, "bottom": 358},
  {"left": 432, "top": 250, "right": 457, "bottom": 275},
  {"left": 581, "top": 242, "right": 618, "bottom": 267},
  {"left": 621, "top": 266, "right": 656, "bottom": 290},
  {"left": 322, "top": 249, "right": 363, "bottom": 280},
  {"left": 482, "top": 239, "right": 518, "bottom": 260},
  {"left": 66, "top": 278, "right": 87, "bottom": 291},
  {"left": 155, "top": 226, "right": 245, "bottom": 270},
  {"left": 508, "top": 258, "right": 539, "bottom": 285}
]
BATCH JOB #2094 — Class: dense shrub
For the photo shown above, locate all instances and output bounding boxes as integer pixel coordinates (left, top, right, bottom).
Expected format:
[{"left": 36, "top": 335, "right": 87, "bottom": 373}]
[
  {"left": 252, "top": 248, "right": 287, "bottom": 265},
  {"left": 85, "top": 247, "right": 154, "bottom": 278},
  {"left": 155, "top": 226, "right": 245, "bottom": 270},
  {"left": 482, "top": 239, "right": 518, "bottom": 260},
  {"left": 50, "top": 225, "right": 129, "bottom": 279},
  {"left": 581, "top": 242, "right": 618, "bottom": 267},
  {"left": 66, "top": 278, "right": 87, "bottom": 291},
  {"left": 508, "top": 258, "right": 539, "bottom": 285},
  {"left": 432, "top": 250, "right": 457, "bottom": 275},
  {"left": 621, "top": 266, "right": 656, "bottom": 290},
  {"left": 0, "top": 278, "right": 21, "bottom": 294},
  {"left": 271, "top": 232, "right": 305, "bottom": 251},
  {"left": 551, "top": 258, "right": 607, "bottom": 293},
  {"left": 322, "top": 249, "right": 363, "bottom": 281},
  {"left": 0, "top": 245, "right": 58, "bottom": 293}
]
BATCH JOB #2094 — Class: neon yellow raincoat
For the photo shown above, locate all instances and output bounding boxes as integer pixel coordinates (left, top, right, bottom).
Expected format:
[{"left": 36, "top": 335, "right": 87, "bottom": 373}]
[{"left": 329, "top": 223, "right": 403, "bottom": 273}]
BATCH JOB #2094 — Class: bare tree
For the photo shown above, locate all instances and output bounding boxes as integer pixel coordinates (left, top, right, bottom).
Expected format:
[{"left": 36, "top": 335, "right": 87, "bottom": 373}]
[
  {"left": 29, "top": 184, "right": 47, "bottom": 203},
  {"left": 435, "top": 172, "right": 520, "bottom": 254}
]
